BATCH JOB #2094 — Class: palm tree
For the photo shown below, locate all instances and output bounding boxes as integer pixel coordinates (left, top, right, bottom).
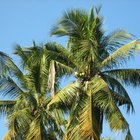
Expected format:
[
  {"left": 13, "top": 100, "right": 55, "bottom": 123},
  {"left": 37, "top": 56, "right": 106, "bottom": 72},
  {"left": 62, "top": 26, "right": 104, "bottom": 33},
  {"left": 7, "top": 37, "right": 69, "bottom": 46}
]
[
  {"left": 0, "top": 44, "right": 65, "bottom": 140},
  {"left": 47, "top": 7, "right": 140, "bottom": 140}
]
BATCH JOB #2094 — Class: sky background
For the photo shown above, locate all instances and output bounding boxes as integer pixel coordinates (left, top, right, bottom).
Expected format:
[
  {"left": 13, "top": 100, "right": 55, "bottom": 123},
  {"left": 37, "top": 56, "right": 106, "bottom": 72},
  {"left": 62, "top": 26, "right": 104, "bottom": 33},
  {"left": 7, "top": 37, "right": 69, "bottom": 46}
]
[{"left": 0, "top": 0, "right": 140, "bottom": 140}]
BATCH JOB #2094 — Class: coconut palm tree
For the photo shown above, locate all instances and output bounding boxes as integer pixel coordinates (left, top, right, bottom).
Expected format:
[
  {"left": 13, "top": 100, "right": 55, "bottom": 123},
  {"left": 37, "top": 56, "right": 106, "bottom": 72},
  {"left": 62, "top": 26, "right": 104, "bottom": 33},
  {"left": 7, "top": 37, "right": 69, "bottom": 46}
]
[
  {"left": 0, "top": 43, "right": 66, "bottom": 140},
  {"left": 47, "top": 7, "right": 140, "bottom": 140}
]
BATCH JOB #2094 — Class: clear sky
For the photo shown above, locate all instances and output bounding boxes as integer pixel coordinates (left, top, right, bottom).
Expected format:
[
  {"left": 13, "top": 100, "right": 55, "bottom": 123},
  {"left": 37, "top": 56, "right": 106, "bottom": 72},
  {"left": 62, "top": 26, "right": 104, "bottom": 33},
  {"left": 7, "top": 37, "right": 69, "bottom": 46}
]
[{"left": 0, "top": 0, "right": 140, "bottom": 140}]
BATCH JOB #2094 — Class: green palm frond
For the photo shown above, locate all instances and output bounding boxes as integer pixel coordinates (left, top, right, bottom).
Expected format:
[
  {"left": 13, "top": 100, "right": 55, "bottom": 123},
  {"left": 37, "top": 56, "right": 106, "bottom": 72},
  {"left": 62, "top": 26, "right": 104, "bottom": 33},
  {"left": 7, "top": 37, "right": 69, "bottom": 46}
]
[
  {"left": 105, "top": 30, "right": 133, "bottom": 51},
  {"left": 125, "top": 130, "right": 133, "bottom": 140},
  {"left": 103, "top": 69, "right": 140, "bottom": 87},
  {"left": 89, "top": 77, "right": 132, "bottom": 135},
  {"left": 101, "top": 40, "right": 140, "bottom": 69},
  {"left": 78, "top": 96, "right": 101, "bottom": 140},
  {"left": 98, "top": 86, "right": 131, "bottom": 134},
  {"left": 0, "top": 100, "right": 15, "bottom": 116},
  {"left": 101, "top": 73, "right": 134, "bottom": 113},
  {"left": 93, "top": 85, "right": 131, "bottom": 135},
  {"left": 48, "top": 81, "right": 81, "bottom": 110},
  {"left": 54, "top": 60, "right": 74, "bottom": 76},
  {"left": 0, "top": 76, "right": 23, "bottom": 98},
  {"left": 25, "top": 115, "right": 48, "bottom": 140},
  {"left": 105, "top": 102, "right": 129, "bottom": 132},
  {"left": 26, "top": 111, "right": 59, "bottom": 140},
  {"left": 6, "top": 107, "right": 32, "bottom": 139},
  {"left": 51, "top": 9, "right": 88, "bottom": 37},
  {"left": 25, "top": 65, "right": 42, "bottom": 93},
  {"left": 53, "top": 108, "right": 66, "bottom": 129},
  {"left": 6, "top": 59, "right": 23, "bottom": 80},
  {"left": 112, "top": 92, "right": 133, "bottom": 110},
  {"left": 66, "top": 90, "right": 88, "bottom": 140},
  {"left": 44, "top": 42, "right": 75, "bottom": 69},
  {"left": 0, "top": 51, "right": 12, "bottom": 74},
  {"left": 14, "top": 45, "right": 30, "bottom": 68}
]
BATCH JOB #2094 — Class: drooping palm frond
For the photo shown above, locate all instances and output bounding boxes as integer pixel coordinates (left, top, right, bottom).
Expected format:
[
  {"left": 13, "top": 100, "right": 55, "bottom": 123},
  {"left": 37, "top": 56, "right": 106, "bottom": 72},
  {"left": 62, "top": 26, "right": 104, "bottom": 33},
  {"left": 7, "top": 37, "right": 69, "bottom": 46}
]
[
  {"left": 5, "top": 107, "right": 32, "bottom": 139},
  {"left": 101, "top": 73, "right": 134, "bottom": 113},
  {"left": 0, "top": 100, "right": 15, "bottom": 116},
  {"left": 90, "top": 79, "right": 132, "bottom": 139},
  {"left": 78, "top": 96, "right": 101, "bottom": 140},
  {"left": 105, "top": 100, "right": 133, "bottom": 140},
  {"left": 6, "top": 60, "right": 23, "bottom": 81},
  {"left": 103, "top": 69, "right": 140, "bottom": 87},
  {"left": 0, "top": 51, "right": 12, "bottom": 74},
  {"left": 0, "top": 76, "right": 23, "bottom": 98}
]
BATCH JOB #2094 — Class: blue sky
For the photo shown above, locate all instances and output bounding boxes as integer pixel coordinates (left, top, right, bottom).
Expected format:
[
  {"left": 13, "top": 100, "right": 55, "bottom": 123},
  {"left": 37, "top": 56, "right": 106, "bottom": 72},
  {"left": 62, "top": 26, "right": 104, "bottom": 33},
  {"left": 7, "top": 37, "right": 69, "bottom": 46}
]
[{"left": 0, "top": 0, "right": 140, "bottom": 139}]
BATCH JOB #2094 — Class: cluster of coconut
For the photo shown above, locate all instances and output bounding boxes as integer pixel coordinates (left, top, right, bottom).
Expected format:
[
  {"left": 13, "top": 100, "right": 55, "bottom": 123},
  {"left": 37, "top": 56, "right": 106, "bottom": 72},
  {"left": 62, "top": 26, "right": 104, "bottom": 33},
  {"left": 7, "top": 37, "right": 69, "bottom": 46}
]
[{"left": 75, "top": 72, "right": 85, "bottom": 78}]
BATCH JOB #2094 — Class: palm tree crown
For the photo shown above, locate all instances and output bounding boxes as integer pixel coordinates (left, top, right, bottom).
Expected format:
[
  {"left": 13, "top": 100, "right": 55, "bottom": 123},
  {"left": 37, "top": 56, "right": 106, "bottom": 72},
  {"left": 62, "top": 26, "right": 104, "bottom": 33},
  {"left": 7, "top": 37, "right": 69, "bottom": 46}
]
[
  {"left": 0, "top": 44, "right": 65, "bottom": 140},
  {"left": 48, "top": 7, "right": 140, "bottom": 140}
]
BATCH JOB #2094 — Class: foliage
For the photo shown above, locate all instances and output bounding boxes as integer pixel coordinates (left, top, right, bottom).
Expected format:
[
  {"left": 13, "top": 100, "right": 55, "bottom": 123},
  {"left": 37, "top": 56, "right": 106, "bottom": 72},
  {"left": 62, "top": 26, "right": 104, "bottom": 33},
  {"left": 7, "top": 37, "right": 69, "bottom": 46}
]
[
  {"left": 49, "top": 6, "right": 140, "bottom": 140},
  {"left": 0, "top": 6, "right": 140, "bottom": 140},
  {"left": 0, "top": 44, "right": 65, "bottom": 140}
]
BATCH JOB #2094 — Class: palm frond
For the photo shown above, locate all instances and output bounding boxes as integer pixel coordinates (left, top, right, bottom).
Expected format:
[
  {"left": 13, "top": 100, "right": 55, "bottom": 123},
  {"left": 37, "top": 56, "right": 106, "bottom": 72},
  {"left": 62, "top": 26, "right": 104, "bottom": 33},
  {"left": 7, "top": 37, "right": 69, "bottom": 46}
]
[
  {"left": 103, "top": 69, "right": 140, "bottom": 87},
  {"left": 51, "top": 9, "right": 88, "bottom": 37},
  {"left": 105, "top": 30, "right": 133, "bottom": 52},
  {"left": 101, "top": 73, "right": 134, "bottom": 113},
  {"left": 101, "top": 40, "right": 140, "bottom": 69},
  {"left": 0, "top": 51, "right": 12, "bottom": 74},
  {"left": 79, "top": 95, "right": 100, "bottom": 140},
  {"left": 44, "top": 42, "right": 75, "bottom": 68},
  {"left": 66, "top": 89, "right": 88, "bottom": 140},
  {"left": 0, "top": 100, "right": 15, "bottom": 116},
  {"left": 14, "top": 45, "right": 30, "bottom": 68},
  {"left": 125, "top": 130, "right": 133, "bottom": 140},
  {"left": 6, "top": 107, "right": 32, "bottom": 139},
  {"left": 0, "top": 76, "right": 23, "bottom": 98},
  {"left": 25, "top": 115, "right": 48, "bottom": 140},
  {"left": 88, "top": 77, "right": 132, "bottom": 135},
  {"left": 6, "top": 59, "right": 23, "bottom": 80},
  {"left": 48, "top": 81, "right": 81, "bottom": 110},
  {"left": 54, "top": 60, "right": 74, "bottom": 76}
]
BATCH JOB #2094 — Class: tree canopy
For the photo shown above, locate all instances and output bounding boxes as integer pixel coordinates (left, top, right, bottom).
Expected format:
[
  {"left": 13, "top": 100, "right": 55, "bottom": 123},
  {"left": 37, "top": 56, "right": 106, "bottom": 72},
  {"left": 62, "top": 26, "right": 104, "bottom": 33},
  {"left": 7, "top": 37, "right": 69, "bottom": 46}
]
[{"left": 0, "top": 6, "right": 140, "bottom": 140}]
